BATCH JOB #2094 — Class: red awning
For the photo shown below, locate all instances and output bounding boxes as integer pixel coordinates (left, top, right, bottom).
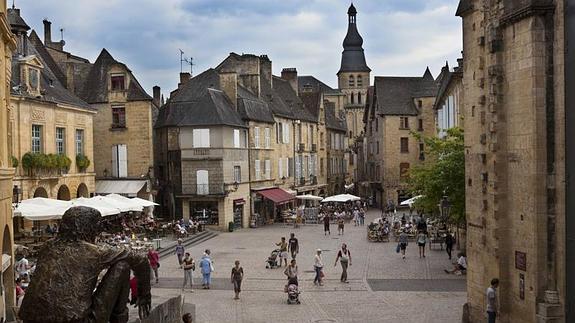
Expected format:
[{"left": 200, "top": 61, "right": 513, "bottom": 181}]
[{"left": 256, "top": 188, "right": 295, "bottom": 204}]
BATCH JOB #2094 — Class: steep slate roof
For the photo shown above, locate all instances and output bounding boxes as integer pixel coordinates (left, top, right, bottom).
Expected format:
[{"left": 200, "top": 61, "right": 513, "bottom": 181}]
[
  {"left": 455, "top": 0, "right": 473, "bottom": 16},
  {"left": 297, "top": 76, "right": 341, "bottom": 94},
  {"left": 325, "top": 102, "right": 347, "bottom": 132},
  {"left": 271, "top": 76, "right": 316, "bottom": 122},
  {"left": 339, "top": 4, "right": 371, "bottom": 74},
  {"left": 237, "top": 85, "right": 276, "bottom": 123},
  {"left": 434, "top": 65, "right": 462, "bottom": 110},
  {"left": 28, "top": 30, "right": 67, "bottom": 86},
  {"left": 374, "top": 69, "right": 438, "bottom": 116},
  {"left": 363, "top": 86, "right": 375, "bottom": 123},
  {"left": 300, "top": 91, "right": 322, "bottom": 119},
  {"left": 7, "top": 8, "right": 29, "bottom": 31},
  {"left": 155, "top": 69, "right": 246, "bottom": 128},
  {"left": 79, "top": 49, "right": 151, "bottom": 104}
]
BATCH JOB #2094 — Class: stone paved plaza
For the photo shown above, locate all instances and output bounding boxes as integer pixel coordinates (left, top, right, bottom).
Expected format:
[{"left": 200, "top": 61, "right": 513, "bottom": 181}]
[{"left": 143, "top": 209, "right": 466, "bottom": 323}]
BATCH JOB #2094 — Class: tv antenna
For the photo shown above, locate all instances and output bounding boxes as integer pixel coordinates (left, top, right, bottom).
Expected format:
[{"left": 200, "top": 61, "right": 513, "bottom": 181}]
[{"left": 179, "top": 49, "right": 194, "bottom": 74}]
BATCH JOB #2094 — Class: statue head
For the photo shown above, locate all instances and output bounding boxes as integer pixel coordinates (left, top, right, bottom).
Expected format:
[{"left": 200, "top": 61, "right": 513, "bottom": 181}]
[{"left": 58, "top": 206, "right": 103, "bottom": 243}]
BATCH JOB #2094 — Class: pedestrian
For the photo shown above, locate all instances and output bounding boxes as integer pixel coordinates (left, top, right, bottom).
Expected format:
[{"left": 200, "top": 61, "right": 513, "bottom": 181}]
[
  {"left": 147, "top": 246, "right": 160, "bottom": 283},
  {"left": 276, "top": 237, "right": 288, "bottom": 267},
  {"left": 231, "top": 260, "right": 244, "bottom": 300},
  {"left": 129, "top": 276, "right": 138, "bottom": 307},
  {"left": 15, "top": 254, "right": 30, "bottom": 278},
  {"left": 337, "top": 215, "right": 345, "bottom": 235},
  {"left": 15, "top": 278, "right": 24, "bottom": 307},
  {"left": 417, "top": 230, "right": 427, "bottom": 258},
  {"left": 445, "top": 253, "right": 467, "bottom": 274},
  {"left": 398, "top": 229, "right": 408, "bottom": 259},
  {"left": 288, "top": 233, "right": 299, "bottom": 260},
  {"left": 313, "top": 249, "right": 324, "bottom": 286},
  {"left": 353, "top": 208, "right": 359, "bottom": 226},
  {"left": 486, "top": 278, "right": 499, "bottom": 323},
  {"left": 323, "top": 213, "right": 331, "bottom": 235},
  {"left": 445, "top": 232, "right": 455, "bottom": 260},
  {"left": 175, "top": 239, "right": 185, "bottom": 268},
  {"left": 182, "top": 312, "right": 193, "bottom": 323},
  {"left": 284, "top": 259, "right": 298, "bottom": 285},
  {"left": 199, "top": 249, "right": 214, "bottom": 289},
  {"left": 334, "top": 243, "right": 351, "bottom": 283},
  {"left": 182, "top": 252, "right": 195, "bottom": 292}
]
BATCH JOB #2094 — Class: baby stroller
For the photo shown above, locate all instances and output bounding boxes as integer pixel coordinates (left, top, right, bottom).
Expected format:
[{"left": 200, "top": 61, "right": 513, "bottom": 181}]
[
  {"left": 266, "top": 249, "right": 281, "bottom": 269},
  {"left": 285, "top": 279, "right": 300, "bottom": 304}
]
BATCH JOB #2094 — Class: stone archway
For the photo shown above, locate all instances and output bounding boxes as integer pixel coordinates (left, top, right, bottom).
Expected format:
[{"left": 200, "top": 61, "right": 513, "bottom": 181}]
[
  {"left": 76, "top": 183, "right": 89, "bottom": 198},
  {"left": 33, "top": 187, "right": 48, "bottom": 198},
  {"left": 57, "top": 185, "right": 71, "bottom": 201}
]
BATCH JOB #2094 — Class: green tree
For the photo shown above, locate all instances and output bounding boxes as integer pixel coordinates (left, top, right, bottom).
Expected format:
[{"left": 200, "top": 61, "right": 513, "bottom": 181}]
[{"left": 408, "top": 127, "right": 465, "bottom": 225}]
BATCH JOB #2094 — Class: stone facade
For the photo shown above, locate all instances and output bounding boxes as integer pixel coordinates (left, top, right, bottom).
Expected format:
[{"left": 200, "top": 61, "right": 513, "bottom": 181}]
[
  {"left": 457, "top": 0, "right": 566, "bottom": 321},
  {"left": 0, "top": 1, "right": 16, "bottom": 319}
]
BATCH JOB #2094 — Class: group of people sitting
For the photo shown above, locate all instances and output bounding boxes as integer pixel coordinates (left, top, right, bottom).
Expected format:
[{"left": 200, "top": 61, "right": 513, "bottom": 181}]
[{"left": 173, "top": 218, "right": 201, "bottom": 238}]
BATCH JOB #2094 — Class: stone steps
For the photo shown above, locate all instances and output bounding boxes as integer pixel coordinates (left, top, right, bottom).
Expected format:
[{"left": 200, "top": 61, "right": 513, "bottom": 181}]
[{"left": 157, "top": 230, "right": 218, "bottom": 259}]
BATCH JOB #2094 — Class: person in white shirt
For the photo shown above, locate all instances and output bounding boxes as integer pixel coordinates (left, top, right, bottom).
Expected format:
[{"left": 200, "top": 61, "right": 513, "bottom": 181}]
[
  {"left": 16, "top": 255, "right": 29, "bottom": 277},
  {"left": 313, "top": 249, "right": 324, "bottom": 286},
  {"left": 445, "top": 253, "right": 467, "bottom": 274},
  {"left": 486, "top": 278, "right": 499, "bottom": 323}
]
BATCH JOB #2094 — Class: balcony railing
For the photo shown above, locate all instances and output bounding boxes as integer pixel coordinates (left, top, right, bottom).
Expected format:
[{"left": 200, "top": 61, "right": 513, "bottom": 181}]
[{"left": 183, "top": 183, "right": 225, "bottom": 196}]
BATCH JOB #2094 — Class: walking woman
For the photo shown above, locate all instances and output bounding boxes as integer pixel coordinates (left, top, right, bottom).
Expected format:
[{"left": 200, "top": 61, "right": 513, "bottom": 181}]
[
  {"left": 417, "top": 230, "right": 428, "bottom": 258},
  {"left": 231, "top": 260, "right": 244, "bottom": 300},
  {"left": 398, "top": 229, "right": 408, "bottom": 259},
  {"left": 334, "top": 243, "right": 352, "bottom": 283},
  {"left": 313, "top": 249, "right": 324, "bottom": 286}
]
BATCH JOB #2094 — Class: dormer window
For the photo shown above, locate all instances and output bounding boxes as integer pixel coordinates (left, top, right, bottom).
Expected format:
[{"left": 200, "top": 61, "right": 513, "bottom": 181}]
[
  {"left": 28, "top": 68, "right": 39, "bottom": 93},
  {"left": 111, "top": 74, "right": 125, "bottom": 91}
]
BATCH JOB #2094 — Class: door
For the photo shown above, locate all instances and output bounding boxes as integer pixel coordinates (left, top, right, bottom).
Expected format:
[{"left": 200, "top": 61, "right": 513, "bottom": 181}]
[{"left": 233, "top": 205, "right": 243, "bottom": 228}]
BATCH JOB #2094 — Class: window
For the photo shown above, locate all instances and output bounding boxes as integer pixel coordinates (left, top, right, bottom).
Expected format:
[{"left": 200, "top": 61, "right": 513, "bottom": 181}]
[
  {"left": 192, "top": 129, "right": 210, "bottom": 148},
  {"left": 288, "top": 158, "right": 293, "bottom": 177},
  {"left": 111, "top": 144, "right": 128, "bottom": 177},
  {"left": 375, "top": 118, "right": 378, "bottom": 132},
  {"left": 196, "top": 170, "right": 209, "bottom": 195},
  {"left": 264, "top": 127, "right": 270, "bottom": 148},
  {"left": 303, "top": 155, "right": 308, "bottom": 178},
  {"left": 357, "top": 75, "right": 363, "bottom": 87},
  {"left": 419, "top": 143, "right": 425, "bottom": 161},
  {"left": 56, "top": 127, "right": 65, "bottom": 155},
  {"left": 112, "top": 106, "right": 126, "bottom": 128},
  {"left": 278, "top": 158, "right": 283, "bottom": 178},
  {"left": 233, "top": 129, "right": 240, "bottom": 148},
  {"left": 254, "top": 127, "right": 260, "bottom": 148},
  {"left": 350, "top": 92, "right": 355, "bottom": 104},
  {"left": 320, "top": 157, "right": 324, "bottom": 175},
  {"left": 400, "top": 137, "right": 409, "bottom": 153},
  {"left": 234, "top": 166, "right": 241, "bottom": 183},
  {"left": 418, "top": 119, "right": 424, "bottom": 131},
  {"left": 400, "top": 163, "right": 410, "bottom": 181},
  {"left": 348, "top": 75, "right": 355, "bottom": 87},
  {"left": 28, "top": 68, "right": 39, "bottom": 92},
  {"left": 277, "top": 122, "right": 282, "bottom": 143},
  {"left": 358, "top": 92, "right": 362, "bottom": 104},
  {"left": 282, "top": 123, "right": 290, "bottom": 143},
  {"left": 295, "top": 155, "right": 301, "bottom": 180},
  {"left": 31, "top": 125, "right": 42, "bottom": 153},
  {"left": 320, "top": 132, "right": 324, "bottom": 149},
  {"left": 400, "top": 117, "right": 409, "bottom": 129},
  {"left": 376, "top": 141, "right": 380, "bottom": 155},
  {"left": 255, "top": 160, "right": 261, "bottom": 180},
  {"left": 75, "top": 129, "right": 84, "bottom": 155},
  {"left": 265, "top": 160, "right": 271, "bottom": 180},
  {"left": 309, "top": 125, "right": 313, "bottom": 147},
  {"left": 111, "top": 74, "right": 125, "bottom": 91},
  {"left": 418, "top": 100, "right": 423, "bottom": 108}
]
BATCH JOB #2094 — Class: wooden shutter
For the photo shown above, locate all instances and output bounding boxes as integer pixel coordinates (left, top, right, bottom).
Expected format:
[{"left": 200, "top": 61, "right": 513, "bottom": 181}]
[
  {"left": 278, "top": 158, "right": 283, "bottom": 178},
  {"left": 265, "top": 160, "right": 271, "bottom": 179},
  {"left": 118, "top": 144, "right": 128, "bottom": 177},
  {"left": 111, "top": 145, "right": 119, "bottom": 177},
  {"left": 255, "top": 160, "right": 260, "bottom": 180},
  {"left": 233, "top": 129, "right": 240, "bottom": 148}
]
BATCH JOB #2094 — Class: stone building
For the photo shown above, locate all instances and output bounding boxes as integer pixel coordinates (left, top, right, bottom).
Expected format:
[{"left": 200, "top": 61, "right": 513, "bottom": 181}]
[
  {"left": 36, "top": 20, "right": 157, "bottom": 199},
  {"left": 434, "top": 59, "right": 464, "bottom": 136},
  {"left": 7, "top": 8, "right": 95, "bottom": 231},
  {"left": 363, "top": 70, "right": 437, "bottom": 207},
  {"left": 456, "top": 0, "right": 567, "bottom": 321},
  {"left": 0, "top": 1, "right": 16, "bottom": 320}
]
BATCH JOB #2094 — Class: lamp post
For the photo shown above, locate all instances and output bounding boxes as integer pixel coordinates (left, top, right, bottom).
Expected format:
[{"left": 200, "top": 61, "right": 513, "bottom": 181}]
[{"left": 12, "top": 184, "right": 22, "bottom": 208}]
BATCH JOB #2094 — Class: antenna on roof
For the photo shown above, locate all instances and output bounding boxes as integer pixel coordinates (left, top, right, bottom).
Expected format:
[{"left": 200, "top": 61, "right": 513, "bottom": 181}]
[
  {"left": 60, "top": 28, "right": 64, "bottom": 41},
  {"left": 179, "top": 49, "right": 194, "bottom": 74},
  {"left": 12, "top": 0, "right": 15, "bottom": 9}
]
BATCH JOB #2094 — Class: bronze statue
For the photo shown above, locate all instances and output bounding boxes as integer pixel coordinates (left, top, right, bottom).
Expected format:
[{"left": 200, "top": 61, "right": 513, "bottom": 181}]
[{"left": 19, "top": 206, "right": 152, "bottom": 323}]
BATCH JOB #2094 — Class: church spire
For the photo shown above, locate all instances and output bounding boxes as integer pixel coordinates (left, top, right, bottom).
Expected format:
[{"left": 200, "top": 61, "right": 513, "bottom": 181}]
[{"left": 338, "top": 3, "right": 370, "bottom": 75}]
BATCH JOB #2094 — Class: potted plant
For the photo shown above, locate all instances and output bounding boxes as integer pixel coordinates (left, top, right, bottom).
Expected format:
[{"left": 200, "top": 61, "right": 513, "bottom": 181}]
[
  {"left": 76, "top": 154, "right": 91, "bottom": 172},
  {"left": 11, "top": 156, "right": 18, "bottom": 168}
]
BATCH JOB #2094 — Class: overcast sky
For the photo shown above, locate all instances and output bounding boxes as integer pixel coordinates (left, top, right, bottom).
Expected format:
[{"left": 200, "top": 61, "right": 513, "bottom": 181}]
[{"left": 17, "top": 0, "right": 462, "bottom": 96}]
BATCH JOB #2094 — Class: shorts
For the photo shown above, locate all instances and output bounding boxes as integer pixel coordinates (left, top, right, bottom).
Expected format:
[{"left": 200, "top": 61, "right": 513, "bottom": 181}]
[
  {"left": 280, "top": 251, "right": 288, "bottom": 259},
  {"left": 338, "top": 224, "right": 344, "bottom": 229},
  {"left": 400, "top": 243, "right": 407, "bottom": 250},
  {"left": 418, "top": 242, "right": 426, "bottom": 247}
]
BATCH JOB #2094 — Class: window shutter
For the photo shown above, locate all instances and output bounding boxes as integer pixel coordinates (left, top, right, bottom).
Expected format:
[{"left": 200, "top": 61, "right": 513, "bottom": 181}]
[
  {"left": 255, "top": 160, "right": 260, "bottom": 180},
  {"left": 265, "top": 128, "right": 270, "bottom": 148},
  {"left": 233, "top": 129, "right": 240, "bottom": 148},
  {"left": 295, "top": 156, "right": 301, "bottom": 179},
  {"left": 111, "top": 145, "right": 119, "bottom": 177},
  {"left": 254, "top": 127, "right": 260, "bottom": 148},
  {"left": 288, "top": 158, "right": 293, "bottom": 177},
  {"left": 197, "top": 170, "right": 209, "bottom": 195},
  {"left": 278, "top": 158, "right": 283, "bottom": 178},
  {"left": 265, "top": 160, "right": 271, "bottom": 179},
  {"left": 118, "top": 144, "right": 128, "bottom": 177}
]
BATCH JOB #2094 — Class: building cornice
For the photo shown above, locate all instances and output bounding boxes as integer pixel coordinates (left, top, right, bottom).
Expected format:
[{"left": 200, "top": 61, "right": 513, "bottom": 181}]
[
  {"left": 500, "top": 4, "right": 555, "bottom": 26},
  {"left": 0, "top": 13, "right": 17, "bottom": 50}
]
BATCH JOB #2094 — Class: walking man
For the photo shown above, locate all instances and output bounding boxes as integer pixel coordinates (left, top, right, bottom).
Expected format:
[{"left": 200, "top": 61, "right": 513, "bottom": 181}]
[
  {"left": 337, "top": 215, "right": 345, "bottom": 235},
  {"left": 288, "top": 233, "right": 299, "bottom": 260},
  {"left": 398, "top": 229, "right": 408, "bottom": 259},
  {"left": 334, "top": 243, "right": 351, "bottom": 283},
  {"left": 147, "top": 246, "right": 160, "bottom": 283},
  {"left": 486, "top": 278, "right": 499, "bottom": 323},
  {"left": 231, "top": 260, "right": 244, "bottom": 300},
  {"left": 175, "top": 239, "right": 185, "bottom": 268},
  {"left": 313, "top": 249, "right": 324, "bottom": 286},
  {"left": 200, "top": 249, "right": 214, "bottom": 289},
  {"left": 182, "top": 252, "right": 195, "bottom": 292},
  {"left": 323, "top": 213, "right": 331, "bottom": 235},
  {"left": 445, "top": 232, "right": 455, "bottom": 260},
  {"left": 417, "top": 230, "right": 427, "bottom": 258},
  {"left": 276, "top": 237, "right": 288, "bottom": 267}
]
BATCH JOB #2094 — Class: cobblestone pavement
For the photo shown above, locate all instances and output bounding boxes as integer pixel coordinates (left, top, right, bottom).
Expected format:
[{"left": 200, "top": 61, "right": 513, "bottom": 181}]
[{"left": 138, "top": 209, "right": 466, "bottom": 323}]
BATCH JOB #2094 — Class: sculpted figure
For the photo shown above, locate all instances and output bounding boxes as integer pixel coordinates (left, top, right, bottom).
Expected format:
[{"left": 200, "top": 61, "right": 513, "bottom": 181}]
[{"left": 19, "top": 206, "right": 151, "bottom": 323}]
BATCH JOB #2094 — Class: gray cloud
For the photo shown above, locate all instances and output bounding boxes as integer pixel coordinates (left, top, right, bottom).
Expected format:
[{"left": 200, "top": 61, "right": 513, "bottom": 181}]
[{"left": 17, "top": 0, "right": 462, "bottom": 96}]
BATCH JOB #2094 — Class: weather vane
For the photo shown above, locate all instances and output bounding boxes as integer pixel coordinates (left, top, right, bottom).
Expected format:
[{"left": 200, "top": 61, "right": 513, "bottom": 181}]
[{"left": 179, "top": 49, "right": 194, "bottom": 74}]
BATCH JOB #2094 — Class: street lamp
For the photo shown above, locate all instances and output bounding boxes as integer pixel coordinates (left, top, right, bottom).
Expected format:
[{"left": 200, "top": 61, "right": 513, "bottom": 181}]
[
  {"left": 12, "top": 185, "right": 22, "bottom": 208},
  {"left": 439, "top": 194, "right": 451, "bottom": 222}
]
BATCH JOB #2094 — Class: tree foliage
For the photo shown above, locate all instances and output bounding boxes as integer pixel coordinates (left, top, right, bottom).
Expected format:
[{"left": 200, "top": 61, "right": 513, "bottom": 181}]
[{"left": 408, "top": 127, "right": 465, "bottom": 225}]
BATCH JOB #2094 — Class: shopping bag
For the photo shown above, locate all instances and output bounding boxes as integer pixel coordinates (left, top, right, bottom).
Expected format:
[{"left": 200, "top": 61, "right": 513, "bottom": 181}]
[{"left": 396, "top": 243, "right": 401, "bottom": 253}]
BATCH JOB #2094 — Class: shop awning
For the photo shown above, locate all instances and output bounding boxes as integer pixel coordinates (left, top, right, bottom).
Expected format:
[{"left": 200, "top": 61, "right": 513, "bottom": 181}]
[
  {"left": 95, "top": 180, "right": 147, "bottom": 197},
  {"left": 257, "top": 188, "right": 295, "bottom": 204}
]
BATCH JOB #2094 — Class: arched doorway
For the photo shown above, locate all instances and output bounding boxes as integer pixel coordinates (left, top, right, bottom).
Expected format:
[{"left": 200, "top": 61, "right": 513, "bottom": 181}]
[
  {"left": 33, "top": 187, "right": 48, "bottom": 198},
  {"left": 57, "top": 185, "right": 71, "bottom": 201},
  {"left": 2, "top": 225, "right": 14, "bottom": 316},
  {"left": 76, "top": 183, "right": 89, "bottom": 198}
]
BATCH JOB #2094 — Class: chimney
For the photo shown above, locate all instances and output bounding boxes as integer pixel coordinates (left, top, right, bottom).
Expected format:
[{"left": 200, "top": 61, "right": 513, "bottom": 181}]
[
  {"left": 219, "top": 72, "right": 238, "bottom": 110},
  {"left": 178, "top": 72, "right": 191, "bottom": 89},
  {"left": 43, "top": 19, "right": 52, "bottom": 44},
  {"left": 281, "top": 68, "right": 298, "bottom": 95},
  {"left": 259, "top": 55, "right": 272, "bottom": 91},
  {"left": 153, "top": 85, "right": 161, "bottom": 107}
]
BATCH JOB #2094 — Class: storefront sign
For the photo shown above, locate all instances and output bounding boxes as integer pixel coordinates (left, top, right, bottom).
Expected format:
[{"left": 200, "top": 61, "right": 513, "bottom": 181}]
[
  {"left": 515, "top": 251, "right": 527, "bottom": 271},
  {"left": 519, "top": 273, "right": 525, "bottom": 300}
]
